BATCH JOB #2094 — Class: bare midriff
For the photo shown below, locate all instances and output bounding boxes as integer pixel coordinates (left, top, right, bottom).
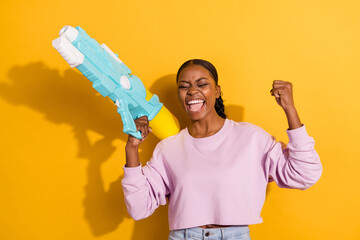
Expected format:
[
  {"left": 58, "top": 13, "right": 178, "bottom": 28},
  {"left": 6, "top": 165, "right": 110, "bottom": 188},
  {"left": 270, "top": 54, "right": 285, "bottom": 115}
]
[{"left": 198, "top": 224, "right": 233, "bottom": 229}]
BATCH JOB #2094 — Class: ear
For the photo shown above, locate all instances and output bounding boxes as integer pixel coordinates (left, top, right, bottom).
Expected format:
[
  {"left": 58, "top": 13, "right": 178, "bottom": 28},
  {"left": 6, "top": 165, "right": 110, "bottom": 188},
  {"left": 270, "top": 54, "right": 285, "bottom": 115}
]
[{"left": 215, "top": 85, "right": 221, "bottom": 99}]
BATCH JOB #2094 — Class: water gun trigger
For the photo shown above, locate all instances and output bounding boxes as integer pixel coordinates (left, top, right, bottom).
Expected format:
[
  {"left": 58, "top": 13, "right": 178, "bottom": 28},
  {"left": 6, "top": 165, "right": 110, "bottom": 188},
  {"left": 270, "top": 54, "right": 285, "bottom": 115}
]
[{"left": 115, "top": 99, "right": 142, "bottom": 139}]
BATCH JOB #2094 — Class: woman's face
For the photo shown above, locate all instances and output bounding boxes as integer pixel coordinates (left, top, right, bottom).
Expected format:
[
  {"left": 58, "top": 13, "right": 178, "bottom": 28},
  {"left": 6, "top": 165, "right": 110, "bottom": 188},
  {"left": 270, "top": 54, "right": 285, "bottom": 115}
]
[{"left": 177, "top": 64, "right": 220, "bottom": 121}]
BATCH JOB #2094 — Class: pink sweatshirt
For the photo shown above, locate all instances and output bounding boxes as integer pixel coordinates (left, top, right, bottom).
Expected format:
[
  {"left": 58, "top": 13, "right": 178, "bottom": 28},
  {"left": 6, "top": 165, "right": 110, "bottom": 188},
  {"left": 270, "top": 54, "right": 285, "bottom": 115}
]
[{"left": 121, "top": 119, "right": 323, "bottom": 230}]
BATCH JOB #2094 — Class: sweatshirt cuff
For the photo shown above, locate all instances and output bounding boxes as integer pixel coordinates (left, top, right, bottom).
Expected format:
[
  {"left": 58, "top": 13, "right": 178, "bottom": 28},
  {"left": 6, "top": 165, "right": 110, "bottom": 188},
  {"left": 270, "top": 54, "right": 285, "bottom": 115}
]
[
  {"left": 286, "top": 124, "right": 310, "bottom": 143},
  {"left": 123, "top": 164, "right": 144, "bottom": 180}
]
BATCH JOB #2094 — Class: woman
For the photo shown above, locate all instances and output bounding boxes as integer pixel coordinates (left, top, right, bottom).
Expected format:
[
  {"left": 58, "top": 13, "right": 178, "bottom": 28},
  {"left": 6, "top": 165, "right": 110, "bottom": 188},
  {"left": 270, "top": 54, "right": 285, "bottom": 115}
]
[{"left": 121, "top": 59, "right": 323, "bottom": 240}]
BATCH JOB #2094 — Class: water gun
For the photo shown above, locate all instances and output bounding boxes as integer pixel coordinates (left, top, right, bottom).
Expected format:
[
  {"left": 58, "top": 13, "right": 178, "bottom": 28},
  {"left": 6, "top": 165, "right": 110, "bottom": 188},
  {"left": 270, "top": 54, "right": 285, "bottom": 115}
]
[{"left": 52, "top": 25, "right": 179, "bottom": 139}]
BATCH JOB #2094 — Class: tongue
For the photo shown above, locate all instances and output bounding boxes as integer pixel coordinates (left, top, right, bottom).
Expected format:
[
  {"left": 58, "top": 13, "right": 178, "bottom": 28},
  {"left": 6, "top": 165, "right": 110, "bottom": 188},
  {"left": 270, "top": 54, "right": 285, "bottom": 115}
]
[{"left": 189, "top": 102, "right": 203, "bottom": 111}]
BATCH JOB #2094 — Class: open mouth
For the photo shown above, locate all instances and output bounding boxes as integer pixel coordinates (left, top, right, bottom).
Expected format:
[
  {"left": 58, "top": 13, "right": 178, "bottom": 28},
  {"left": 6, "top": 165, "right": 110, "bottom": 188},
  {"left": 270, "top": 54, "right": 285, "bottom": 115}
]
[{"left": 186, "top": 99, "right": 205, "bottom": 112}]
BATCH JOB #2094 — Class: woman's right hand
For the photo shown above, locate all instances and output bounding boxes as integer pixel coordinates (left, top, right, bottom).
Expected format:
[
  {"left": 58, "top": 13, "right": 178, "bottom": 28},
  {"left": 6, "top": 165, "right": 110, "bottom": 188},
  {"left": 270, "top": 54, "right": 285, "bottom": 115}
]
[{"left": 126, "top": 116, "right": 152, "bottom": 148}]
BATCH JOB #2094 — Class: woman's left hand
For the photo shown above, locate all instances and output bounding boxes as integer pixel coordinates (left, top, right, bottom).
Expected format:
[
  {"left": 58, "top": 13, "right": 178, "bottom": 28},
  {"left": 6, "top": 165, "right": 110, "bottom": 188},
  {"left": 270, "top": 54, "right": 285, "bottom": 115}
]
[{"left": 270, "top": 80, "right": 296, "bottom": 111}]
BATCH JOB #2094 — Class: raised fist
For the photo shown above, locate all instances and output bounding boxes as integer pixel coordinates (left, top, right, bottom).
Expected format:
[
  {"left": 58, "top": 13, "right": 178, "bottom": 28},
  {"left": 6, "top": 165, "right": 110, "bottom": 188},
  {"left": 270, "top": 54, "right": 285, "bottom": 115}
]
[{"left": 270, "top": 80, "right": 296, "bottom": 111}]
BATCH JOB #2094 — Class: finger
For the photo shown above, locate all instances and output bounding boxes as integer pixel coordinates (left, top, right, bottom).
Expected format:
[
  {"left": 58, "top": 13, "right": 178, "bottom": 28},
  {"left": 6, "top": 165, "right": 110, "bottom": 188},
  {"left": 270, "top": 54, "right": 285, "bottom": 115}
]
[
  {"left": 135, "top": 116, "right": 150, "bottom": 129},
  {"left": 272, "top": 80, "right": 282, "bottom": 88},
  {"left": 134, "top": 115, "right": 148, "bottom": 122},
  {"left": 139, "top": 125, "right": 146, "bottom": 138},
  {"left": 136, "top": 123, "right": 144, "bottom": 131},
  {"left": 140, "top": 136, "right": 146, "bottom": 143},
  {"left": 273, "top": 80, "right": 287, "bottom": 86},
  {"left": 272, "top": 83, "right": 288, "bottom": 90},
  {"left": 273, "top": 83, "right": 287, "bottom": 89},
  {"left": 272, "top": 86, "right": 287, "bottom": 94},
  {"left": 273, "top": 82, "right": 292, "bottom": 90},
  {"left": 144, "top": 126, "right": 149, "bottom": 138},
  {"left": 141, "top": 125, "right": 149, "bottom": 138},
  {"left": 271, "top": 89, "right": 281, "bottom": 98},
  {"left": 137, "top": 115, "right": 148, "bottom": 123},
  {"left": 137, "top": 115, "right": 148, "bottom": 120},
  {"left": 270, "top": 88, "right": 282, "bottom": 97},
  {"left": 134, "top": 118, "right": 148, "bottom": 125},
  {"left": 135, "top": 117, "right": 150, "bottom": 127}
]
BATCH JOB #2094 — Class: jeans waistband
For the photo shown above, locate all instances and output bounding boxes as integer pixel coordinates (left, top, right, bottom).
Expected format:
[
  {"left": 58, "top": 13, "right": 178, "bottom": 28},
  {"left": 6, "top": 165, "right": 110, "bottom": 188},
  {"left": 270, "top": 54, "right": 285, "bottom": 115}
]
[{"left": 181, "top": 225, "right": 250, "bottom": 239}]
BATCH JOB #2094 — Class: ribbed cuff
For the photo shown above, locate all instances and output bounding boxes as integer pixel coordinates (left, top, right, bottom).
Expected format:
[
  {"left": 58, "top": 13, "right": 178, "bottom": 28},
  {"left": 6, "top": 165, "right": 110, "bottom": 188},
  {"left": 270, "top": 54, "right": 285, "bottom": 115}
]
[
  {"left": 123, "top": 164, "right": 144, "bottom": 180},
  {"left": 286, "top": 124, "right": 310, "bottom": 144}
]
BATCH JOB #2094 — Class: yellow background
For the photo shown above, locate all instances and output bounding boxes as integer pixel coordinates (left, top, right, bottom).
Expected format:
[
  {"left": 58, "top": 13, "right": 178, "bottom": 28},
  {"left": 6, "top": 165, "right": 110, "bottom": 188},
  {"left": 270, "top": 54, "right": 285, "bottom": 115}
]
[{"left": 1, "top": 0, "right": 359, "bottom": 239}]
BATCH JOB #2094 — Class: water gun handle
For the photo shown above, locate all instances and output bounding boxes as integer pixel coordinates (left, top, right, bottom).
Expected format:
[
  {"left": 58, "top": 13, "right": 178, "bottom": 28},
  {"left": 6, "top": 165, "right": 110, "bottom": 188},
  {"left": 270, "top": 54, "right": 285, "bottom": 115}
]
[{"left": 115, "top": 99, "right": 142, "bottom": 139}]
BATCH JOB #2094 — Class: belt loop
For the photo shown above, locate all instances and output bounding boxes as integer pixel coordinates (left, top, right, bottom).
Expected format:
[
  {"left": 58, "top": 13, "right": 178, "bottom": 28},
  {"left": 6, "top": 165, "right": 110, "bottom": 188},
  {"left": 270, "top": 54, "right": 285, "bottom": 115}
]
[
  {"left": 184, "top": 228, "right": 187, "bottom": 240},
  {"left": 221, "top": 228, "right": 225, "bottom": 240}
]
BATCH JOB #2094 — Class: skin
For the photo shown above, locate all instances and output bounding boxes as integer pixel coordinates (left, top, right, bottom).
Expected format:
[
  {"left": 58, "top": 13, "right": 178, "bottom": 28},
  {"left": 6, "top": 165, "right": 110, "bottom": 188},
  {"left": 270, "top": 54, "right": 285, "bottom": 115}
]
[
  {"left": 176, "top": 64, "right": 225, "bottom": 138},
  {"left": 124, "top": 65, "right": 302, "bottom": 227},
  {"left": 270, "top": 80, "right": 302, "bottom": 130}
]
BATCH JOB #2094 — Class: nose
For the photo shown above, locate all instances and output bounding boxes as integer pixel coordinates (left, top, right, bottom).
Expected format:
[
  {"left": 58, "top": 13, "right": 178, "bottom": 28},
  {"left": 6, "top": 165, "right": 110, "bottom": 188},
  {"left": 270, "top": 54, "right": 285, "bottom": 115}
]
[{"left": 187, "top": 85, "right": 198, "bottom": 95}]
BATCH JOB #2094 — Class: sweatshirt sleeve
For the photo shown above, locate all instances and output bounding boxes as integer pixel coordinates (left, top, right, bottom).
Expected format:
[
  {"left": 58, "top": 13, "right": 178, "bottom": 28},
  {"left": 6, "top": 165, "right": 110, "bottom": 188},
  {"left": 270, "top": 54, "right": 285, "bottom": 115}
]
[
  {"left": 263, "top": 124, "right": 323, "bottom": 190},
  {"left": 121, "top": 144, "right": 171, "bottom": 220}
]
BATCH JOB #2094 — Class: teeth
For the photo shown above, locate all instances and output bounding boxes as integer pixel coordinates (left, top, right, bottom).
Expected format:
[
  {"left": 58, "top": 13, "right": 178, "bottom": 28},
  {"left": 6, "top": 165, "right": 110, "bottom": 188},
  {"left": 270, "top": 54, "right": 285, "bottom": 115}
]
[{"left": 187, "top": 99, "right": 205, "bottom": 104}]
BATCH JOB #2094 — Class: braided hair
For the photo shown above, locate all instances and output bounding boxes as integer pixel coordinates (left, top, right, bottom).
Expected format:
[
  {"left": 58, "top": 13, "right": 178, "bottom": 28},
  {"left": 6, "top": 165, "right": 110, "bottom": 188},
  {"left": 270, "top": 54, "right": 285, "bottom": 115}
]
[{"left": 176, "top": 59, "right": 226, "bottom": 119}]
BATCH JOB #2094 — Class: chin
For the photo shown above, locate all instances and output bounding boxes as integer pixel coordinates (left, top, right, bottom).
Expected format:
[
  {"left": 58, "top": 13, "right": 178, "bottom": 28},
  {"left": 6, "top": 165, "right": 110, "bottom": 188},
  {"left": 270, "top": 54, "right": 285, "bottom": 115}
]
[{"left": 186, "top": 111, "right": 208, "bottom": 121}]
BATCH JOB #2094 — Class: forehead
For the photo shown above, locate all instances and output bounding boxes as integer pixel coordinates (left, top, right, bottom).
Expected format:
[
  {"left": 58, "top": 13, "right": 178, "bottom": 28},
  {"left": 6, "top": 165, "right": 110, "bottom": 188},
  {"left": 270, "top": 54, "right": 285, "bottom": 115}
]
[{"left": 178, "top": 65, "right": 213, "bottom": 81}]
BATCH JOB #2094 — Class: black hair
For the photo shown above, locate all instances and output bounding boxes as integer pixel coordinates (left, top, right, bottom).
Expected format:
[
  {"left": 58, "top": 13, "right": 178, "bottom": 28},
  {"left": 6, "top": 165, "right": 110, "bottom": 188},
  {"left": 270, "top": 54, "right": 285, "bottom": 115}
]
[{"left": 176, "top": 59, "right": 226, "bottom": 119}]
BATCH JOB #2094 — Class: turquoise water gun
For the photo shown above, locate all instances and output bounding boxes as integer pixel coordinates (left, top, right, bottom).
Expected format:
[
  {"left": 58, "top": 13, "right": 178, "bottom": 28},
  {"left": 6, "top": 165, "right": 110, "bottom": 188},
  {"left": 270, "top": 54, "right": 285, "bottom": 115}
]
[{"left": 52, "top": 26, "right": 170, "bottom": 139}]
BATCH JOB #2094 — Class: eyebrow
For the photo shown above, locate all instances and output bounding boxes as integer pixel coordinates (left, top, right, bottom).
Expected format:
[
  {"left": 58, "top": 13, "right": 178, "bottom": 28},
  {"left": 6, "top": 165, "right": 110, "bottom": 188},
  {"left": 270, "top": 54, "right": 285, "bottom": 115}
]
[{"left": 178, "top": 77, "right": 208, "bottom": 83}]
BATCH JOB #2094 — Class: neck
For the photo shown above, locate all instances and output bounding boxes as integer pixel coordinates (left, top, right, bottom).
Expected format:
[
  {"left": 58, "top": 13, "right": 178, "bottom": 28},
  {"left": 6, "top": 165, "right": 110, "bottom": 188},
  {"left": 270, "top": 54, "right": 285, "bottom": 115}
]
[{"left": 188, "top": 114, "right": 226, "bottom": 138}]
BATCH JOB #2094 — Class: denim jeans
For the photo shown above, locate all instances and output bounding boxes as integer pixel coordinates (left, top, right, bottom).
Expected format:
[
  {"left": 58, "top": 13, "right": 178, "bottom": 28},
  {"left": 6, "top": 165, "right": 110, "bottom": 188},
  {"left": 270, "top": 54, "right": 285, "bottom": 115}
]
[{"left": 168, "top": 225, "right": 251, "bottom": 240}]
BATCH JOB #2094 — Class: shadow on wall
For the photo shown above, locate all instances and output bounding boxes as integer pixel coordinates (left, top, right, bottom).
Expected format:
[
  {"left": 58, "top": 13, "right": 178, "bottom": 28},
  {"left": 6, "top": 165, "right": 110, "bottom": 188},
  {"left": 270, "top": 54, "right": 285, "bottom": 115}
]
[
  {"left": 0, "top": 62, "right": 271, "bottom": 240},
  {"left": 0, "top": 62, "right": 167, "bottom": 239}
]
